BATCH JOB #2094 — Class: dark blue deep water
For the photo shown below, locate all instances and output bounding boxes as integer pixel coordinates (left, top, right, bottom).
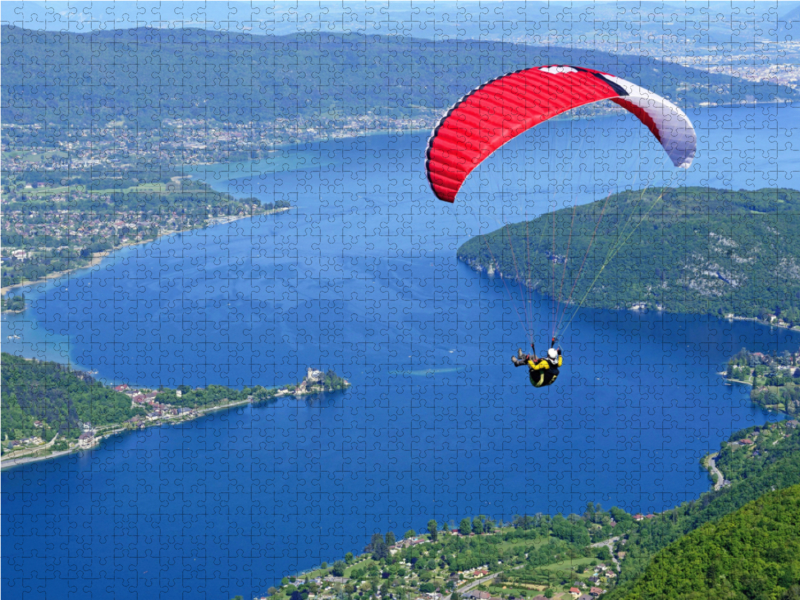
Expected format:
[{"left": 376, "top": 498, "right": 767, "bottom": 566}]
[{"left": 3, "top": 107, "right": 800, "bottom": 599}]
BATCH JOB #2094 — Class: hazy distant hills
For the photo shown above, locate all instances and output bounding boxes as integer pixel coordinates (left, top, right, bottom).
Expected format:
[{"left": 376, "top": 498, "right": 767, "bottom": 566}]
[
  {"left": 3, "top": 24, "right": 797, "bottom": 129},
  {"left": 5, "top": 1, "right": 800, "bottom": 47}
]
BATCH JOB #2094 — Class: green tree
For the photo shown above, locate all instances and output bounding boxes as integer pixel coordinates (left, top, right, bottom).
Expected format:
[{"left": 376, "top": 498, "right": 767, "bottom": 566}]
[
  {"left": 596, "top": 546, "right": 612, "bottom": 561},
  {"left": 427, "top": 519, "right": 438, "bottom": 541},
  {"left": 345, "top": 552, "right": 354, "bottom": 564},
  {"left": 459, "top": 518, "right": 472, "bottom": 536},
  {"left": 404, "top": 530, "right": 416, "bottom": 540},
  {"left": 372, "top": 541, "right": 389, "bottom": 561},
  {"left": 331, "top": 561, "right": 347, "bottom": 577},
  {"left": 386, "top": 532, "right": 396, "bottom": 546},
  {"left": 472, "top": 516, "right": 484, "bottom": 535}
]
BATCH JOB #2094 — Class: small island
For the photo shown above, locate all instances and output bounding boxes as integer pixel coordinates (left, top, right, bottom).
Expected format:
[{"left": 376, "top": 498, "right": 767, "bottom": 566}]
[
  {"left": 280, "top": 367, "right": 351, "bottom": 397},
  {"left": 0, "top": 353, "right": 350, "bottom": 469}
]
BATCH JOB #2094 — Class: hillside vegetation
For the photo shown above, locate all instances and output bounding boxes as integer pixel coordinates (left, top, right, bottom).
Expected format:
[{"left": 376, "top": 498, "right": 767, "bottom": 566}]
[
  {"left": 458, "top": 187, "right": 800, "bottom": 323},
  {"left": 3, "top": 25, "right": 796, "bottom": 128},
  {"left": 606, "top": 422, "right": 800, "bottom": 595},
  {"left": 1, "top": 353, "right": 145, "bottom": 441},
  {"left": 609, "top": 484, "right": 800, "bottom": 600},
  {"left": 258, "top": 422, "right": 800, "bottom": 600}
]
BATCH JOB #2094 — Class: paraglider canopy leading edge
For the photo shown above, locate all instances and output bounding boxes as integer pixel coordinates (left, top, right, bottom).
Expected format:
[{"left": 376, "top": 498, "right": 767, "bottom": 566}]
[{"left": 425, "top": 65, "right": 697, "bottom": 203}]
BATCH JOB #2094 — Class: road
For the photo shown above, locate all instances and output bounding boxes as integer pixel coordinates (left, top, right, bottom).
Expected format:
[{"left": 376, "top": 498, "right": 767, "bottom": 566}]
[
  {"left": 706, "top": 453, "right": 728, "bottom": 491},
  {"left": 1, "top": 434, "right": 64, "bottom": 470},
  {"left": 457, "top": 572, "right": 501, "bottom": 594},
  {"left": 456, "top": 537, "right": 619, "bottom": 595},
  {"left": 1, "top": 433, "right": 59, "bottom": 461},
  {"left": 456, "top": 562, "right": 532, "bottom": 595},
  {"left": 589, "top": 536, "right": 620, "bottom": 570}
]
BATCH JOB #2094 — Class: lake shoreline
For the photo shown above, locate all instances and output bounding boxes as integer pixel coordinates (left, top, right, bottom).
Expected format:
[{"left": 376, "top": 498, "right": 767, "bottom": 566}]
[
  {"left": 0, "top": 371, "right": 350, "bottom": 472},
  {"left": 460, "top": 259, "right": 800, "bottom": 334},
  {"left": 0, "top": 209, "right": 292, "bottom": 300}
]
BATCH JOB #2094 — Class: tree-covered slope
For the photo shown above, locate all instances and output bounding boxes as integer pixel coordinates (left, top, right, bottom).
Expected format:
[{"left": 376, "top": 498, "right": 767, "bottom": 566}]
[
  {"left": 458, "top": 187, "right": 800, "bottom": 322},
  {"left": 1, "top": 353, "right": 145, "bottom": 440},
  {"left": 3, "top": 25, "right": 796, "bottom": 128},
  {"left": 605, "top": 423, "right": 800, "bottom": 598},
  {"left": 608, "top": 484, "right": 800, "bottom": 600}
]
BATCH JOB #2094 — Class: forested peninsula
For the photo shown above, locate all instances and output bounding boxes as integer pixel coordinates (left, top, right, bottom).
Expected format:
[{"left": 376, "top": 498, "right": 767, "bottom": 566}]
[
  {"left": 0, "top": 353, "right": 349, "bottom": 468},
  {"left": 459, "top": 187, "right": 800, "bottom": 325}
]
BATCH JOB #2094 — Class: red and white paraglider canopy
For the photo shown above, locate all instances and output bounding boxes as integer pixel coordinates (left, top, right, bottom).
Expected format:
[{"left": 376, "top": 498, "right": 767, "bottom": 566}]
[{"left": 425, "top": 65, "right": 697, "bottom": 203}]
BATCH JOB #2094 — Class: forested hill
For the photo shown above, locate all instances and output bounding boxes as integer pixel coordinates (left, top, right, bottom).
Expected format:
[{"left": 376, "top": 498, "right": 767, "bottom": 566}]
[
  {"left": 3, "top": 25, "right": 797, "bottom": 128},
  {"left": 608, "top": 484, "right": 800, "bottom": 600},
  {"left": 1, "top": 353, "right": 144, "bottom": 441},
  {"left": 458, "top": 187, "right": 800, "bottom": 323},
  {"left": 605, "top": 420, "right": 800, "bottom": 598}
]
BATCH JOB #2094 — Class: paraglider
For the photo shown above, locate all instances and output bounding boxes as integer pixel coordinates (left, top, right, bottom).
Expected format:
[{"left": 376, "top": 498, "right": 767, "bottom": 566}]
[
  {"left": 425, "top": 65, "right": 697, "bottom": 388},
  {"left": 511, "top": 338, "right": 562, "bottom": 388},
  {"left": 426, "top": 65, "right": 696, "bottom": 203}
]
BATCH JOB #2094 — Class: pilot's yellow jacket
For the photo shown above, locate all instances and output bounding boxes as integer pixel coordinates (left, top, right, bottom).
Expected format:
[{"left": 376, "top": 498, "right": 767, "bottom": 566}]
[{"left": 527, "top": 355, "right": 563, "bottom": 370}]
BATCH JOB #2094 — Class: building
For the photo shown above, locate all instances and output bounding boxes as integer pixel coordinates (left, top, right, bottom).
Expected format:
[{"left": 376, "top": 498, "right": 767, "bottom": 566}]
[
  {"left": 306, "top": 367, "right": 324, "bottom": 383},
  {"left": 78, "top": 433, "right": 95, "bottom": 449}
]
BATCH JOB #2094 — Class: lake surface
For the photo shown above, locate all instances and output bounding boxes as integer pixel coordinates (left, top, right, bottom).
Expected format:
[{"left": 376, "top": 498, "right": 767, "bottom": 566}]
[{"left": 3, "top": 107, "right": 800, "bottom": 600}]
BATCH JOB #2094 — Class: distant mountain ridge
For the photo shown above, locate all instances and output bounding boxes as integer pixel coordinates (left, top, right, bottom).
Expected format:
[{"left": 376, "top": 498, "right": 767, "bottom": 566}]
[{"left": 3, "top": 24, "right": 797, "bottom": 129}]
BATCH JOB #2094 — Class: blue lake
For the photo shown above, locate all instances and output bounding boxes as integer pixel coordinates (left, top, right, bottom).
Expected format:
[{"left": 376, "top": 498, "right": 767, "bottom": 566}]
[{"left": 3, "top": 107, "right": 800, "bottom": 600}]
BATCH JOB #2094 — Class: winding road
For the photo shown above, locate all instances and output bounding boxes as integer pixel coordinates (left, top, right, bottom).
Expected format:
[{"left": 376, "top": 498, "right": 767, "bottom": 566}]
[
  {"left": 706, "top": 453, "right": 728, "bottom": 491},
  {"left": 589, "top": 536, "right": 620, "bottom": 570}
]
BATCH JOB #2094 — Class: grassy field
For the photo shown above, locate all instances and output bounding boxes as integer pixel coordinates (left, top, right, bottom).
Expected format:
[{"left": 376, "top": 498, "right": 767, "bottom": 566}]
[
  {"left": 537, "top": 557, "right": 595, "bottom": 573},
  {"left": 496, "top": 536, "right": 552, "bottom": 552}
]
